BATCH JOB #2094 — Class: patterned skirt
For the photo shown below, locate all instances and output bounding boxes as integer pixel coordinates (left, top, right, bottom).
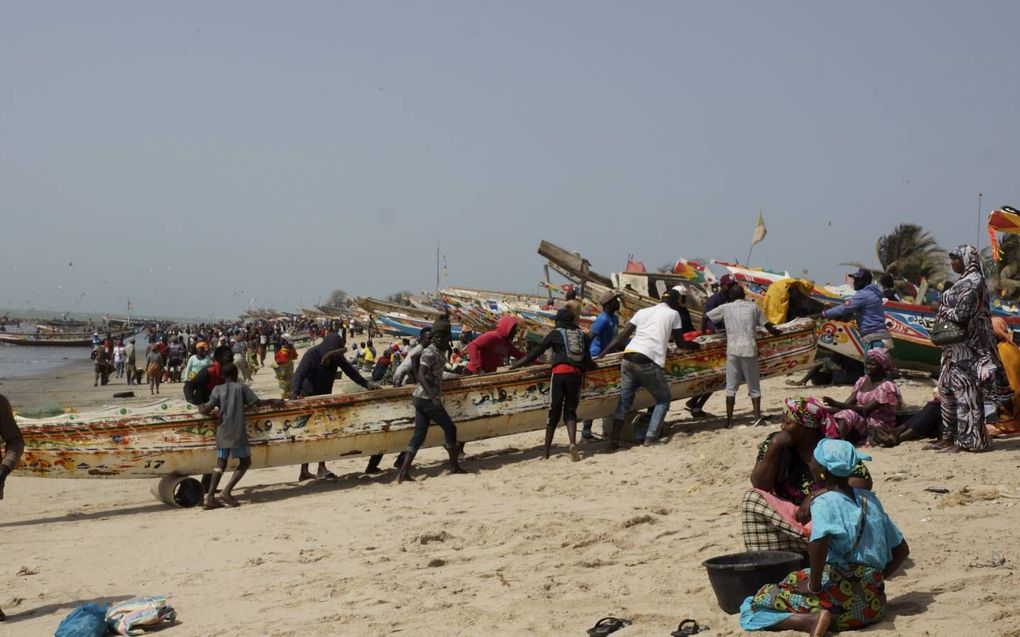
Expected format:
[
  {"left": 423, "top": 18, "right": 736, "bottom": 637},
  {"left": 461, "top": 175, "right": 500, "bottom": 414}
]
[
  {"left": 740, "top": 563, "right": 885, "bottom": 632},
  {"left": 275, "top": 362, "right": 294, "bottom": 399},
  {"left": 146, "top": 362, "right": 163, "bottom": 378}
]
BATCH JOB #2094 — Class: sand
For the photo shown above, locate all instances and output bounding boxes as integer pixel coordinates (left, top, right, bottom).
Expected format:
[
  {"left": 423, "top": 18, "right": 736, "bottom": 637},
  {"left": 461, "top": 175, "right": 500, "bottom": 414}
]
[{"left": 1, "top": 354, "right": 1019, "bottom": 637}]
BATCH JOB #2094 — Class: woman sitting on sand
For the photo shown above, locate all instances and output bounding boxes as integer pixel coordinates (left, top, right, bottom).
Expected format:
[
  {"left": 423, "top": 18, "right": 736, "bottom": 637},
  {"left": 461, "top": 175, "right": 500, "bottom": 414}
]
[
  {"left": 740, "top": 439, "right": 910, "bottom": 636},
  {"left": 988, "top": 317, "right": 1020, "bottom": 436},
  {"left": 822, "top": 348, "right": 901, "bottom": 446},
  {"left": 742, "top": 397, "right": 872, "bottom": 555}
]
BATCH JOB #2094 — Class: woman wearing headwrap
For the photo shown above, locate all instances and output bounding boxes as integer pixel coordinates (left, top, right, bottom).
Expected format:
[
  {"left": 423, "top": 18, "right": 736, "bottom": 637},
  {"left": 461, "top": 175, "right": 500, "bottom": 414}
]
[
  {"left": 931, "top": 245, "right": 1011, "bottom": 452},
  {"left": 272, "top": 334, "right": 299, "bottom": 400},
  {"left": 742, "top": 397, "right": 873, "bottom": 555},
  {"left": 988, "top": 317, "right": 1020, "bottom": 435},
  {"left": 740, "top": 439, "right": 910, "bottom": 635},
  {"left": 182, "top": 342, "right": 212, "bottom": 382},
  {"left": 823, "top": 348, "right": 902, "bottom": 446}
]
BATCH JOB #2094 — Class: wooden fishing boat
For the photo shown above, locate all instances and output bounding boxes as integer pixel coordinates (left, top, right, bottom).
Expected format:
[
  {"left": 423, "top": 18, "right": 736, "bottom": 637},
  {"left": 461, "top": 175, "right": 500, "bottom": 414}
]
[
  {"left": 376, "top": 313, "right": 464, "bottom": 339},
  {"left": 539, "top": 241, "right": 706, "bottom": 328},
  {"left": 716, "top": 261, "right": 1020, "bottom": 373},
  {"left": 355, "top": 297, "right": 446, "bottom": 320},
  {"left": 0, "top": 329, "right": 136, "bottom": 347},
  {"left": 14, "top": 319, "right": 818, "bottom": 504}
]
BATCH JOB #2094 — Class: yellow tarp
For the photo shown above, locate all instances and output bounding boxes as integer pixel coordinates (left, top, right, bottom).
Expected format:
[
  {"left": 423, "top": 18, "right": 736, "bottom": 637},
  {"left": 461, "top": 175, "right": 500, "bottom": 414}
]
[{"left": 763, "top": 278, "right": 816, "bottom": 325}]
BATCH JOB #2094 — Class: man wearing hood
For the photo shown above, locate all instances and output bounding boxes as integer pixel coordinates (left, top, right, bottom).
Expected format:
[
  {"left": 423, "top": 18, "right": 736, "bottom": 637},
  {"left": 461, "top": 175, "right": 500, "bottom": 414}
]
[
  {"left": 465, "top": 315, "right": 526, "bottom": 374},
  {"left": 822, "top": 268, "right": 892, "bottom": 350},
  {"left": 291, "top": 331, "right": 380, "bottom": 481}
]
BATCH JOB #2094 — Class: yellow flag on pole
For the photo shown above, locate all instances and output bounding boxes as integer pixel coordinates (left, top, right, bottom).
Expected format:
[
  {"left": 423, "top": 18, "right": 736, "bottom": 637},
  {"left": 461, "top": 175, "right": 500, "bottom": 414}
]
[{"left": 752, "top": 212, "right": 767, "bottom": 246}]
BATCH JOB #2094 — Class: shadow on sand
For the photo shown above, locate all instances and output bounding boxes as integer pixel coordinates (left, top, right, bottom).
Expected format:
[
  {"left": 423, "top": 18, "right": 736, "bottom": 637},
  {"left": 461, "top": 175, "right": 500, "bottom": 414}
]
[
  {"left": 3, "top": 412, "right": 733, "bottom": 525},
  {"left": 2, "top": 594, "right": 135, "bottom": 624}
]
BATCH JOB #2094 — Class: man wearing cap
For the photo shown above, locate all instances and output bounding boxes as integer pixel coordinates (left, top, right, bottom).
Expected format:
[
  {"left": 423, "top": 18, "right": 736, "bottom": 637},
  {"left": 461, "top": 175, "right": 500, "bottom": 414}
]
[
  {"left": 597, "top": 287, "right": 698, "bottom": 447},
  {"left": 701, "top": 274, "right": 737, "bottom": 334},
  {"left": 822, "top": 268, "right": 892, "bottom": 350},
  {"left": 580, "top": 289, "right": 622, "bottom": 439}
]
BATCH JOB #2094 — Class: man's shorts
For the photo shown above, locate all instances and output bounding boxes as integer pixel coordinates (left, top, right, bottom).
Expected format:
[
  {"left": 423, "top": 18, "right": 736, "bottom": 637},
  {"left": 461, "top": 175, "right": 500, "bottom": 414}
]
[
  {"left": 725, "top": 355, "right": 761, "bottom": 398},
  {"left": 216, "top": 446, "right": 251, "bottom": 460}
]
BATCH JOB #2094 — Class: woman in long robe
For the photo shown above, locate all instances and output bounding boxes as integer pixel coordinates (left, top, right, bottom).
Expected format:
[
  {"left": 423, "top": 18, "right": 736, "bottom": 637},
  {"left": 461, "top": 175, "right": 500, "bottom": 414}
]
[{"left": 929, "top": 245, "right": 1011, "bottom": 452}]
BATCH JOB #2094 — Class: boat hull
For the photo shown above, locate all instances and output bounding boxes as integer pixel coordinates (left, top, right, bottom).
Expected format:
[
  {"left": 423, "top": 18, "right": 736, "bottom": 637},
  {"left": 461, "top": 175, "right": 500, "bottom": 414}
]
[
  {"left": 15, "top": 320, "right": 818, "bottom": 479},
  {"left": 0, "top": 329, "right": 136, "bottom": 347}
]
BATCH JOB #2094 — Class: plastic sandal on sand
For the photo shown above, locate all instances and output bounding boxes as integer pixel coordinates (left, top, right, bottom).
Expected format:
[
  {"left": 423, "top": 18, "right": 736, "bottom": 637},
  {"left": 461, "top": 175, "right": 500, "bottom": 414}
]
[
  {"left": 586, "top": 616, "right": 631, "bottom": 636},
  {"left": 671, "top": 618, "right": 708, "bottom": 636}
]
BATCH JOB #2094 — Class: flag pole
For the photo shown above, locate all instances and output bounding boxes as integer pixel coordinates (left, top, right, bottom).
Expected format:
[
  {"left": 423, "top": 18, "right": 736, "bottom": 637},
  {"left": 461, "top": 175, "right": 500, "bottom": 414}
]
[{"left": 745, "top": 243, "right": 755, "bottom": 267}]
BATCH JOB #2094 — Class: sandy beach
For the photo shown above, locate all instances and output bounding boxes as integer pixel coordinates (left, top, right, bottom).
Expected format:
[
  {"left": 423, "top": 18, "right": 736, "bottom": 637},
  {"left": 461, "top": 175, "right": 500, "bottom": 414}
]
[{"left": 1, "top": 354, "right": 1018, "bottom": 637}]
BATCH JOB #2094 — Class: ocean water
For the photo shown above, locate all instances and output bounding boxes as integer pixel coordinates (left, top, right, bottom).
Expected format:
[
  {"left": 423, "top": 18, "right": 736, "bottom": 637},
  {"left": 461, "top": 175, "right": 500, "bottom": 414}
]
[
  {"left": 0, "top": 334, "right": 152, "bottom": 380},
  {"left": 0, "top": 343, "right": 94, "bottom": 379}
]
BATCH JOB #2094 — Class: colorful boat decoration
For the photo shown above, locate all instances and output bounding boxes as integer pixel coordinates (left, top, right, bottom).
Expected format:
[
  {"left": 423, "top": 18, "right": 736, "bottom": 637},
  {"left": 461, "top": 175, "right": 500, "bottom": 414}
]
[
  {"left": 14, "top": 319, "right": 818, "bottom": 493},
  {"left": 716, "top": 261, "right": 1020, "bottom": 373}
]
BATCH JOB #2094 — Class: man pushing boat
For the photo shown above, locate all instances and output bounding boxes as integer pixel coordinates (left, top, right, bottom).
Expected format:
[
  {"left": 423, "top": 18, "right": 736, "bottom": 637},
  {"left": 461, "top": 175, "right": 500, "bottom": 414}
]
[
  {"left": 0, "top": 393, "right": 24, "bottom": 621},
  {"left": 290, "top": 329, "right": 381, "bottom": 481}
]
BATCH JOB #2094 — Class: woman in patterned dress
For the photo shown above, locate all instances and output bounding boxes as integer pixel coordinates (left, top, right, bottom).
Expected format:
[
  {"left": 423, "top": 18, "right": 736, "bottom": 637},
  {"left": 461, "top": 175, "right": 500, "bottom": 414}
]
[
  {"left": 822, "top": 348, "right": 901, "bottom": 446},
  {"left": 273, "top": 335, "right": 298, "bottom": 400},
  {"left": 742, "top": 397, "right": 872, "bottom": 556},
  {"left": 929, "top": 245, "right": 1011, "bottom": 452},
  {"left": 740, "top": 439, "right": 910, "bottom": 635}
]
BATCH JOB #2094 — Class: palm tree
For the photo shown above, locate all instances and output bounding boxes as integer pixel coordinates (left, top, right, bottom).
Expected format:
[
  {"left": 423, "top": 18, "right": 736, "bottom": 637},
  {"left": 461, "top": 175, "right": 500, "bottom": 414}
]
[{"left": 875, "top": 224, "right": 948, "bottom": 285}]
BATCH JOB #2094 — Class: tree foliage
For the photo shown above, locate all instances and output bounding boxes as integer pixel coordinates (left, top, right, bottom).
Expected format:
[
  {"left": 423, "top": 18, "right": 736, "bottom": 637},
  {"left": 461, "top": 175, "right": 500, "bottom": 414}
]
[
  {"left": 326, "top": 289, "right": 349, "bottom": 308},
  {"left": 385, "top": 290, "right": 413, "bottom": 305},
  {"left": 875, "top": 224, "right": 948, "bottom": 285}
]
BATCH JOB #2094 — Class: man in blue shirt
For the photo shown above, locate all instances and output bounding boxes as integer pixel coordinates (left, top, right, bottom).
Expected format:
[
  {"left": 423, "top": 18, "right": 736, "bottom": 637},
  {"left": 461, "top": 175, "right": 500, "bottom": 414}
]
[
  {"left": 822, "top": 269, "right": 892, "bottom": 350},
  {"left": 581, "top": 290, "right": 622, "bottom": 439}
]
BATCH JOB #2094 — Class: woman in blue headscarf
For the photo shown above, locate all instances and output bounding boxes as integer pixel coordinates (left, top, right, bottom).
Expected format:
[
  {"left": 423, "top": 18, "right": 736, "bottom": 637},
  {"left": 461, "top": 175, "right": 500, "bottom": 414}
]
[{"left": 740, "top": 439, "right": 910, "bottom": 636}]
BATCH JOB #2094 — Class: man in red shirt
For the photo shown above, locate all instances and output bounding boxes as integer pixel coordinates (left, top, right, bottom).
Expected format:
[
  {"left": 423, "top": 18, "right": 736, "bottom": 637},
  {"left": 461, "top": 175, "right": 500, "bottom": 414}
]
[{"left": 465, "top": 316, "right": 525, "bottom": 374}]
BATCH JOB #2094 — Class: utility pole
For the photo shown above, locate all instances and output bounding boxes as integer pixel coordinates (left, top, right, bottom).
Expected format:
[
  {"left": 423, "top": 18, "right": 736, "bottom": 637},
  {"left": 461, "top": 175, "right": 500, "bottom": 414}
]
[{"left": 977, "top": 192, "right": 984, "bottom": 251}]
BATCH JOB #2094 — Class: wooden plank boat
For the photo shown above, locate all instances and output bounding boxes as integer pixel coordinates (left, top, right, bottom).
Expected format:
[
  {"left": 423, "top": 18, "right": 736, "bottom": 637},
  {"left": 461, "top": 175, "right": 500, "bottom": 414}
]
[
  {"left": 14, "top": 318, "right": 818, "bottom": 481},
  {"left": 537, "top": 240, "right": 615, "bottom": 287},
  {"left": 376, "top": 313, "right": 464, "bottom": 339},
  {"left": 717, "top": 262, "right": 1020, "bottom": 373},
  {"left": 0, "top": 329, "right": 137, "bottom": 347},
  {"left": 355, "top": 296, "right": 446, "bottom": 319}
]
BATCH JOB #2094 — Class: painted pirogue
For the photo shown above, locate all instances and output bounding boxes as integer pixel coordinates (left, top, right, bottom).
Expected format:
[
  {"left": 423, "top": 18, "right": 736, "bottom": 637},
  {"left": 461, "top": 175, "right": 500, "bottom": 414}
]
[
  {"left": 0, "top": 329, "right": 137, "bottom": 347},
  {"left": 14, "top": 319, "right": 816, "bottom": 497}
]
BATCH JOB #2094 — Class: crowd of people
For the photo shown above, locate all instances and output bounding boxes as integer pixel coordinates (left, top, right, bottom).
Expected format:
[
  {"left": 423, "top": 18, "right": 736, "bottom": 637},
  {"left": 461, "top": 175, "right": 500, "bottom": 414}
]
[
  {"left": 734, "top": 243, "right": 1018, "bottom": 635},
  {"left": 6, "top": 242, "right": 1018, "bottom": 633}
]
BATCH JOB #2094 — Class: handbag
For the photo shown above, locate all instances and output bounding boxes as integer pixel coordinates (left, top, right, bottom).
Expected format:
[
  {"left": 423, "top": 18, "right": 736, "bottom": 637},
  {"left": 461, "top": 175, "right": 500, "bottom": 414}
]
[{"left": 930, "top": 318, "right": 966, "bottom": 346}]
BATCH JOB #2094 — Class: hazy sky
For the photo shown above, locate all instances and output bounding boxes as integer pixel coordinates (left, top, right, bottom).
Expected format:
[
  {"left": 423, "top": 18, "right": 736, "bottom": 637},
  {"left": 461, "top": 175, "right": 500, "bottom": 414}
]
[{"left": 3, "top": 1, "right": 1019, "bottom": 318}]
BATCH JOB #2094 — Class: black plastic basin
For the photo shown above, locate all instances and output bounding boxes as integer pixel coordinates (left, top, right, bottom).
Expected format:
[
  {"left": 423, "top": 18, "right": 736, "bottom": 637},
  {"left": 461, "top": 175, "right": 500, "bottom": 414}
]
[{"left": 702, "top": 550, "right": 804, "bottom": 614}]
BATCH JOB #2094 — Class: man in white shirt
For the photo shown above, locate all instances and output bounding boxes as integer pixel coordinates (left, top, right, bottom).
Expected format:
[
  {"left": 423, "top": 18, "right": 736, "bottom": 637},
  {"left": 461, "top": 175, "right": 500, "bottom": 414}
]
[
  {"left": 705, "top": 284, "right": 781, "bottom": 427},
  {"left": 597, "top": 287, "right": 698, "bottom": 448}
]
